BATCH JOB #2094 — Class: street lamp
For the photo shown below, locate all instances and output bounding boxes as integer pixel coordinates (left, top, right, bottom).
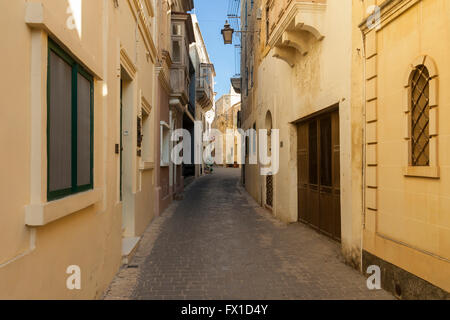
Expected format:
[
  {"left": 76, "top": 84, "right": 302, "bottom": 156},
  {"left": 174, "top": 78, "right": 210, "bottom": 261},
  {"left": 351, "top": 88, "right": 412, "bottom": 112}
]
[{"left": 221, "top": 20, "right": 234, "bottom": 44}]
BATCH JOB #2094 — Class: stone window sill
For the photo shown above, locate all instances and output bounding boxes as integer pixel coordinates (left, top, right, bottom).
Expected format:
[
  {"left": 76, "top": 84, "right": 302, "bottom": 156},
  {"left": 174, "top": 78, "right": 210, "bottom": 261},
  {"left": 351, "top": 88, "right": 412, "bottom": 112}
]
[
  {"left": 25, "top": 189, "right": 103, "bottom": 227},
  {"left": 140, "top": 161, "right": 155, "bottom": 171},
  {"left": 403, "top": 166, "right": 440, "bottom": 179}
]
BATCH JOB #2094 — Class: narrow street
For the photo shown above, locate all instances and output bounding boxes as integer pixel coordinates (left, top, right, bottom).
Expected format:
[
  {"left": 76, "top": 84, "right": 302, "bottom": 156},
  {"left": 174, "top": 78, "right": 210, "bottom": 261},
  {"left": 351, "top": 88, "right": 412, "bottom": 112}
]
[
  {"left": 3, "top": 0, "right": 449, "bottom": 302},
  {"left": 105, "top": 168, "right": 392, "bottom": 300}
]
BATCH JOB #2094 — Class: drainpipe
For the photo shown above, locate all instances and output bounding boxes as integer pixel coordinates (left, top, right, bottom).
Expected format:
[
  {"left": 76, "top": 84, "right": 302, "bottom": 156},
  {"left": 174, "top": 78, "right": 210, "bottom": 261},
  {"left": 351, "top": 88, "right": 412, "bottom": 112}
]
[
  {"left": 172, "top": 117, "right": 177, "bottom": 192},
  {"left": 168, "top": 110, "right": 173, "bottom": 193},
  {"left": 360, "top": 27, "right": 367, "bottom": 272}
]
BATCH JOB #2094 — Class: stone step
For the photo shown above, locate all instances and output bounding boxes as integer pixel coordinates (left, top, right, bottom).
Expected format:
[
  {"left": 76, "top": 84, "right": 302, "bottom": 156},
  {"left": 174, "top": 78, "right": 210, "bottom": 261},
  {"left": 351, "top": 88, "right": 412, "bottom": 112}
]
[{"left": 121, "top": 237, "right": 141, "bottom": 265}]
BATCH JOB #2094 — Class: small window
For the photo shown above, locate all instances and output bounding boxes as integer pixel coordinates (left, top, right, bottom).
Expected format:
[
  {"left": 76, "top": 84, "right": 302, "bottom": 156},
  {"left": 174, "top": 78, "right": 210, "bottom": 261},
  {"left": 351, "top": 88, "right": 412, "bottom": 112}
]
[
  {"left": 172, "top": 40, "right": 181, "bottom": 62},
  {"left": 47, "top": 39, "right": 93, "bottom": 201},
  {"left": 161, "top": 123, "right": 170, "bottom": 166},
  {"left": 172, "top": 24, "right": 182, "bottom": 36},
  {"left": 250, "top": 63, "right": 253, "bottom": 89},
  {"left": 245, "top": 136, "right": 249, "bottom": 158},
  {"left": 252, "top": 123, "right": 256, "bottom": 154},
  {"left": 245, "top": 1, "right": 248, "bottom": 28},
  {"left": 410, "top": 65, "right": 430, "bottom": 166},
  {"left": 137, "top": 116, "right": 143, "bottom": 157},
  {"left": 141, "top": 110, "right": 150, "bottom": 161},
  {"left": 266, "top": 5, "right": 270, "bottom": 44}
]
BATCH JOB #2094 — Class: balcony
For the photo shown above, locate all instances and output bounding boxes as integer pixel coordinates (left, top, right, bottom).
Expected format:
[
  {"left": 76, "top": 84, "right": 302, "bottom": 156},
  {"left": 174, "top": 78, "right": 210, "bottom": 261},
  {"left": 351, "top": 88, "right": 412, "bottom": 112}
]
[
  {"left": 268, "top": 0, "right": 327, "bottom": 68},
  {"left": 170, "top": 13, "right": 195, "bottom": 107},
  {"left": 171, "top": 68, "right": 190, "bottom": 105},
  {"left": 230, "top": 76, "right": 241, "bottom": 94},
  {"left": 196, "top": 63, "right": 214, "bottom": 111}
]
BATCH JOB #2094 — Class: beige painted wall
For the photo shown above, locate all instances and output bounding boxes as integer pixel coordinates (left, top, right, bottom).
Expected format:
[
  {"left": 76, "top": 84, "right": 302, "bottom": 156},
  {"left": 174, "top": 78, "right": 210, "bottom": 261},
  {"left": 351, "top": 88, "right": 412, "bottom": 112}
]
[
  {"left": 361, "top": 0, "right": 450, "bottom": 292},
  {"left": 242, "top": 0, "right": 363, "bottom": 267},
  {"left": 0, "top": 0, "right": 158, "bottom": 299},
  {"left": 119, "top": 0, "right": 157, "bottom": 238}
]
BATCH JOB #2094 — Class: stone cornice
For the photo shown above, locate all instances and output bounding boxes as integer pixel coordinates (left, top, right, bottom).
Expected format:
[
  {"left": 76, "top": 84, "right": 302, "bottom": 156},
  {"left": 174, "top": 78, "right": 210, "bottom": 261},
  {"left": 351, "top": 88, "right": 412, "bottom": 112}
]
[
  {"left": 359, "top": 0, "right": 421, "bottom": 34},
  {"left": 120, "top": 47, "right": 137, "bottom": 78},
  {"left": 127, "top": 0, "right": 157, "bottom": 63}
]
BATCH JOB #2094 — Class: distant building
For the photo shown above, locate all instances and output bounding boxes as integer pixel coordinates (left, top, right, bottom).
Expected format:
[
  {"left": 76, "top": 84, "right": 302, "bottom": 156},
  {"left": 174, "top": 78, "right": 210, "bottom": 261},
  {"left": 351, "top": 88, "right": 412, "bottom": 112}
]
[
  {"left": 212, "top": 87, "right": 242, "bottom": 167},
  {"left": 188, "top": 14, "right": 216, "bottom": 177}
]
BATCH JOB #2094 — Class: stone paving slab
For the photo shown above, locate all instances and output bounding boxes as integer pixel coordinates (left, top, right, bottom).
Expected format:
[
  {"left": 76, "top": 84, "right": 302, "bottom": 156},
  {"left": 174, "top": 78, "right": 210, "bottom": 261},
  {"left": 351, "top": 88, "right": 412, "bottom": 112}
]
[{"left": 104, "top": 168, "right": 393, "bottom": 300}]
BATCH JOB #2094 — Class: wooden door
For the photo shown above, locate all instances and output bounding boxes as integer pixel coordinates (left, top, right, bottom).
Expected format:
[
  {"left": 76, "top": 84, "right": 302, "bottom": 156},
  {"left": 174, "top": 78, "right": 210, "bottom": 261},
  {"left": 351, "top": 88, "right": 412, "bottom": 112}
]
[
  {"left": 307, "top": 120, "right": 320, "bottom": 229},
  {"left": 120, "top": 80, "right": 123, "bottom": 202},
  {"left": 319, "top": 115, "right": 334, "bottom": 237},
  {"left": 297, "top": 109, "right": 341, "bottom": 241},
  {"left": 332, "top": 112, "right": 341, "bottom": 240},
  {"left": 297, "top": 123, "right": 309, "bottom": 223}
]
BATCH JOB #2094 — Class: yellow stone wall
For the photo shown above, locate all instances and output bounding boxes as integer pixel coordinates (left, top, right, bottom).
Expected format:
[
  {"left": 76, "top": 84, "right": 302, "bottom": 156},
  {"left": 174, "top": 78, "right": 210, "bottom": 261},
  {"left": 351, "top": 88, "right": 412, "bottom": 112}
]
[
  {"left": 361, "top": 0, "right": 450, "bottom": 292},
  {"left": 241, "top": 0, "right": 364, "bottom": 267},
  {"left": 0, "top": 0, "right": 158, "bottom": 299}
]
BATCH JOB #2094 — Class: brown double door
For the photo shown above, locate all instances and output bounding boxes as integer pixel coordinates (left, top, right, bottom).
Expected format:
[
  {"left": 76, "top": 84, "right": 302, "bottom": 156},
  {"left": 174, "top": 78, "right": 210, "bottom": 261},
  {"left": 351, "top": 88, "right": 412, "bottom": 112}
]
[{"left": 297, "top": 110, "right": 341, "bottom": 241}]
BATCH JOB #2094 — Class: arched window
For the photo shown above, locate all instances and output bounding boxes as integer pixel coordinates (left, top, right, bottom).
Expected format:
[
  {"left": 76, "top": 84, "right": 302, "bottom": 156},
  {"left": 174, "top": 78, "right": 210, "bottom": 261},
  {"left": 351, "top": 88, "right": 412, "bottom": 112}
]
[
  {"left": 410, "top": 64, "right": 430, "bottom": 166},
  {"left": 403, "top": 55, "right": 439, "bottom": 178}
]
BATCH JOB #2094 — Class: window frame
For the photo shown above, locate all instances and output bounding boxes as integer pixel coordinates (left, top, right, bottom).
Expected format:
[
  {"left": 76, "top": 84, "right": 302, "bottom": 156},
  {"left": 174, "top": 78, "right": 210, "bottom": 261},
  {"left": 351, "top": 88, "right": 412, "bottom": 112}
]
[
  {"left": 160, "top": 121, "right": 171, "bottom": 167},
  {"left": 265, "top": 5, "right": 270, "bottom": 44},
  {"left": 403, "top": 55, "right": 439, "bottom": 179},
  {"left": 172, "top": 39, "right": 182, "bottom": 63},
  {"left": 410, "top": 64, "right": 430, "bottom": 167},
  {"left": 47, "top": 39, "right": 94, "bottom": 201}
]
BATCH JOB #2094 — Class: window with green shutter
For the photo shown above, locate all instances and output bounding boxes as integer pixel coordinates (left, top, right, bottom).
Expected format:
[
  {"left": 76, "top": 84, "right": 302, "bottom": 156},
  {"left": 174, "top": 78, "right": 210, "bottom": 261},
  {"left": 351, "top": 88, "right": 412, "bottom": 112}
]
[{"left": 47, "top": 39, "right": 94, "bottom": 201}]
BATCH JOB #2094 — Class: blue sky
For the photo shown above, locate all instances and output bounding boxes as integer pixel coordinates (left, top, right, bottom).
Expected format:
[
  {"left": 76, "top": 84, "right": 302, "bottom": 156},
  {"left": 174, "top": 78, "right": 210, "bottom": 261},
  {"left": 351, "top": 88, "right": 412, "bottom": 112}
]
[{"left": 192, "top": 0, "right": 237, "bottom": 99}]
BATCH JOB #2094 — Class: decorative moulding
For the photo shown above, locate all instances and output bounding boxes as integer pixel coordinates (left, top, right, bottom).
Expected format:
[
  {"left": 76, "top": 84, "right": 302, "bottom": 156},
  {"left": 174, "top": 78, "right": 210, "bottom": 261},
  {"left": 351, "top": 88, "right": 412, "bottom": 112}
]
[
  {"left": 141, "top": 95, "right": 152, "bottom": 115},
  {"left": 128, "top": 0, "right": 157, "bottom": 63},
  {"left": 268, "top": 1, "right": 326, "bottom": 49},
  {"left": 272, "top": 47, "right": 296, "bottom": 68},
  {"left": 359, "top": 0, "right": 421, "bottom": 34},
  {"left": 120, "top": 47, "right": 138, "bottom": 79},
  {"left": 403, "top": 166, "right": 440, "bottom": 179},
  {"left": 281, "top": 31, "right": 310, "bottom": 56},
  {"left": 269, "top": 1, "right": 326, "bottom": 67}
]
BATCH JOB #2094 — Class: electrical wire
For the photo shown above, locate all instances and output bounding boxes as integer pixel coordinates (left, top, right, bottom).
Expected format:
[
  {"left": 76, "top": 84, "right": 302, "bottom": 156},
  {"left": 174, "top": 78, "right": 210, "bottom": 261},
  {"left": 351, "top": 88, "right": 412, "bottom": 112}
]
[{"left": 227, "top": 0, "right": 241, "bottom": 76}]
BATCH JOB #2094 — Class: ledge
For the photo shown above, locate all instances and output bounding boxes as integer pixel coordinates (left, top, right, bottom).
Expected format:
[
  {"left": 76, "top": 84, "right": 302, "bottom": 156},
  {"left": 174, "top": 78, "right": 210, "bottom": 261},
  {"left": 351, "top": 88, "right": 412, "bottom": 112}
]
[
  {"left": 403, "top": 166, "right": 440, "bottom": 179},
  {"left": 25, "top": 189, "right": 103, "bottom": 226},
  {"left": 268, "top": 1, "right": 326, "bottom": 49},
  {"left": 281, "top": 31, "right": 310, "bottom": 56},
  {"left": 122, "top": 236, "right": 141, "bottom": 265},
  {"left": 140, "top": 161, "right": 155, "bottom": 171},
  {"left": 272, "top": 47, "right": 297, "bottom": 68}
]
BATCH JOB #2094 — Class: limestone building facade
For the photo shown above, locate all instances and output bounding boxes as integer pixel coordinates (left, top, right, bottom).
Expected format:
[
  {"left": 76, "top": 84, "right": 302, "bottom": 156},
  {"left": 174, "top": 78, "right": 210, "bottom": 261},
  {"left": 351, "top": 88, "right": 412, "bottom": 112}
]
[
  {"left": 0, "top": 0, "right": 200, "bottom": 299},
  {"left": 240, "top": 0, "right": 450, "bottom": 298}
]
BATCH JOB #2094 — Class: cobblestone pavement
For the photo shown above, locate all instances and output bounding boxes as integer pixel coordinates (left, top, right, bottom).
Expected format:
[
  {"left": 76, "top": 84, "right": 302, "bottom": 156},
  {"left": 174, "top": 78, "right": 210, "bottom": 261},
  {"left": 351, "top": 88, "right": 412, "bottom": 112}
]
[{"left": 105, "top": 168, "right": 393, "bottom": 300}]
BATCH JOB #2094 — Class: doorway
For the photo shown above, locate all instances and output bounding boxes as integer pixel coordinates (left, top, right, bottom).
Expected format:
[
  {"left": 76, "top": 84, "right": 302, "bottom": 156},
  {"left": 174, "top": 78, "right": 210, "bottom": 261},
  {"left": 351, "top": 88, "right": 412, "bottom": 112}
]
[
  {"left": 120, "top": 66, "right": 135, "bottom": 237},
  {"left": 297, "top": 108, "right": 341, "bottom": 240},
  {"left": 265, "top": 111, "right": 273, "bottom": 208}
]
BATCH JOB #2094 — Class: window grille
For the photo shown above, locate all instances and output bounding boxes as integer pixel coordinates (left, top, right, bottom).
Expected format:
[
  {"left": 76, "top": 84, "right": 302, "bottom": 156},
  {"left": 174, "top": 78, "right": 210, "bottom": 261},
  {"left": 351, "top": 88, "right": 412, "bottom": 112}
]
[{"left": 410, "top": 65, "right": 430, "bottom": 166}]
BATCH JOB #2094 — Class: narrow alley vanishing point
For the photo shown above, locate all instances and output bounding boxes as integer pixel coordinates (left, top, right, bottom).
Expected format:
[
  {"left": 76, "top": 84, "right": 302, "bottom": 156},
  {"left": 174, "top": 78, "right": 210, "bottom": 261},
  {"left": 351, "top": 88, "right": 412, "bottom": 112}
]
[{"left": 105, "top": 168, "right": 392, "bottom": 300}]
